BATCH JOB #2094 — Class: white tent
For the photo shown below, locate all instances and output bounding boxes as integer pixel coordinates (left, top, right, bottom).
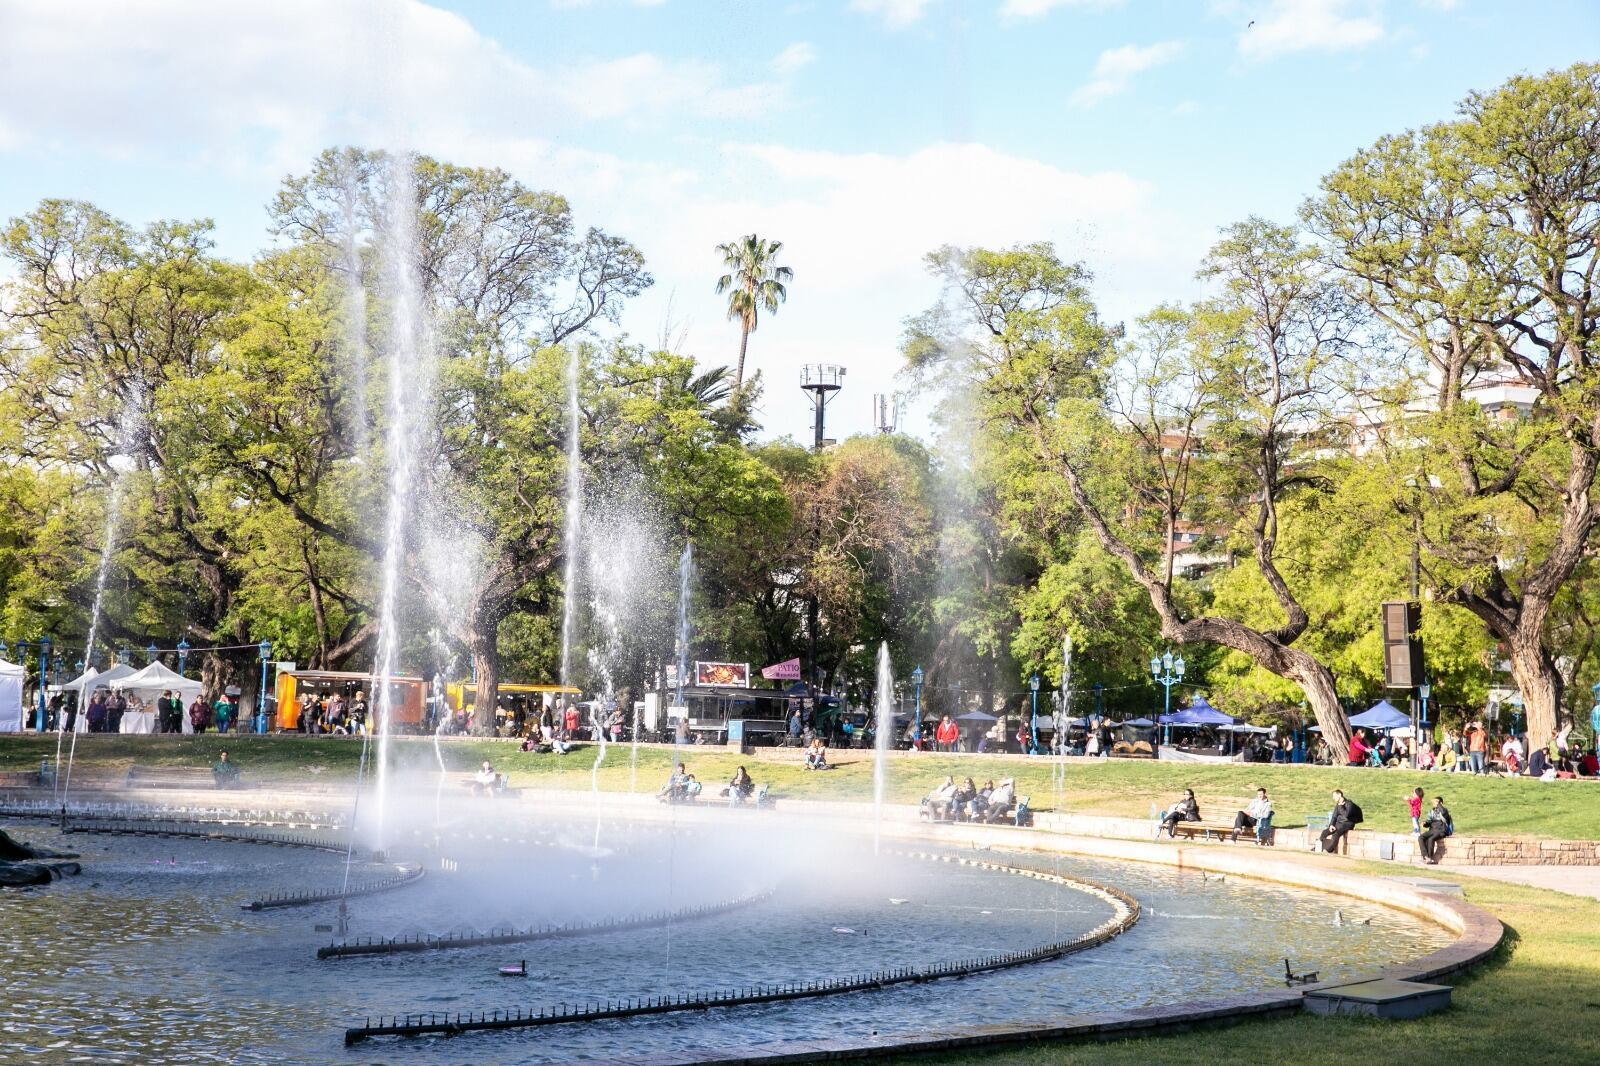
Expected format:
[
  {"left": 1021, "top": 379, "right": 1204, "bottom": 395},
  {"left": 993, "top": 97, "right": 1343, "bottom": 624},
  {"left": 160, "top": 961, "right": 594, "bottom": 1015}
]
[
  {"left": 112, "top": 662, "right": 203, "bottom": 734},
  {"left": 0, "top": 659, "right": 24, "bottom": 734},
  {"left": 64, "top": 663, "right": 136, "bottom": 698}
]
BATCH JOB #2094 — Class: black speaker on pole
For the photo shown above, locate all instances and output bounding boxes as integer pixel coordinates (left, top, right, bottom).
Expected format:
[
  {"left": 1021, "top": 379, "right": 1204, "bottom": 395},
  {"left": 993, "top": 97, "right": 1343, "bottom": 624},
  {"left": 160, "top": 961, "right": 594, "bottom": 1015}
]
[{"left": 1381, "top": 601, "right": 1424, "bottom": 689}]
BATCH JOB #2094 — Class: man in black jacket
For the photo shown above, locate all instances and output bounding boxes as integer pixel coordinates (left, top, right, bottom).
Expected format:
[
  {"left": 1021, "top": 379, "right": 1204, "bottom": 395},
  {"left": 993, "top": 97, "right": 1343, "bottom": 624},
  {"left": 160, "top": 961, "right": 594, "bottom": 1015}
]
[
  {"left": 1418, "top": 796, "right": 1453, "bottom": 864},
  {"left": 1319, "top": 789, "right": 1363, "bottom": 853}
]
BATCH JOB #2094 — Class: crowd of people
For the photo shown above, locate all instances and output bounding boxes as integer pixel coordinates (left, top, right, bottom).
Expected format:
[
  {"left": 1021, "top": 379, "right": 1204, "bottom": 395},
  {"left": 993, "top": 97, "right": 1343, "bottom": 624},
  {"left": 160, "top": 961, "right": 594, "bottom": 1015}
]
[
  {"left": 1337, "top": 721, "right": 1599, "bottom": 779},
  {"left": 921, "top": 775, "right": 1020, "bottom": 824},
  {"left": 294, "top": 690, "right": 368, "bottom": 735},
  {"left": 653, "top": 761, "right": 765, "bottom": 808},
  {"left": 53, "top": 688, "right": 243, "bottom": 734}
]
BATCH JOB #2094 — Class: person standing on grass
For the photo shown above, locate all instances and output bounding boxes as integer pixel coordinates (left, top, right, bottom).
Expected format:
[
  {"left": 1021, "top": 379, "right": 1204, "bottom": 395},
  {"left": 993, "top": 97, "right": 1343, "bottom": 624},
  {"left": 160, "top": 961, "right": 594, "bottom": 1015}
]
[
  {"left": 1409, "top": 787, "right": 1424, "bottom": 833},
  {"left": 189, "top": 694, "right": 210, "bottom": 733},
  {"left": 1465, "top": 721, "right": 1487, "bottom": 774},
  {"left": 213, "top": 693, "right": 232, "bottom": 734},
  {"left": 934, "top": 714, "right": 958, "bottom": 753}
]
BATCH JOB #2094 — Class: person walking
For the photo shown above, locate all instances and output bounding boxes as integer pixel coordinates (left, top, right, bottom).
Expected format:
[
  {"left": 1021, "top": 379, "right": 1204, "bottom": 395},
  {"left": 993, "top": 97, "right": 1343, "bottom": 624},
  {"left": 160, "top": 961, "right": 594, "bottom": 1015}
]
[
  {"left": 1408, "top": 786, "right": 1424, "bottom": 833},
  {"left": 1418, "top": 796, "right": 1453, "bottom": 864}
]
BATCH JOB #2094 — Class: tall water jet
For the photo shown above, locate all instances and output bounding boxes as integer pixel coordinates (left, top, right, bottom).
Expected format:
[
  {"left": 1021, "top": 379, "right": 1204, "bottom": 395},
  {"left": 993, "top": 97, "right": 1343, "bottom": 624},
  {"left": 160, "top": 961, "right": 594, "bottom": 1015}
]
[
  {"left": 369, "top": 152, "right": 435, "bottom": 853},
  {"left": 873, "top": 642, "right": 894, "bottom": 856},
  {"left": 337, "top": 174, "right": 371, "bottom": 458},
  {"left": 558, "top": 345, "right": 583, "bottom": 693}
]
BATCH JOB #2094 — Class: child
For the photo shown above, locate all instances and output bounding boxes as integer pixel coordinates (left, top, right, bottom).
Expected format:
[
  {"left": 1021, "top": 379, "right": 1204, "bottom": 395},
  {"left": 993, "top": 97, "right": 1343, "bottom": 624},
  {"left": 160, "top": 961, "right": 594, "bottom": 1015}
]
[{"left": 1408, "top": 786, "right": 1424, "bottom": 834}]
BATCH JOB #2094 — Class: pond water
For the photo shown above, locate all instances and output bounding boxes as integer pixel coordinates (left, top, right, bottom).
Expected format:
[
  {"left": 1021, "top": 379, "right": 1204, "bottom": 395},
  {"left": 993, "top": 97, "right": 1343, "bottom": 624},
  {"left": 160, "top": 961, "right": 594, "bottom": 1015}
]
[{"left": 0, "top": 815, "right": 1443, "bottom": 1064}]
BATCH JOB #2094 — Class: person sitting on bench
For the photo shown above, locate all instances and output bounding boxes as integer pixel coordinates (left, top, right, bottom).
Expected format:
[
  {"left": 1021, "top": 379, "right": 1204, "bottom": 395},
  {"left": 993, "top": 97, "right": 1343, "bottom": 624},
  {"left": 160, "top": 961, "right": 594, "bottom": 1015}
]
[
  {"left": 950, "top": 777, "right": 978, "bottom": 821},
  {"left": 968, "top": 780, "right": 994, "bottom": 822},
  {"left": 984, "top": 778, "right": 1017, "bottom": 823},
  {"left": 1319, "top": 789, "right": 1363, "bottom": 853},
  {"left": 1159, "top": 789, "right": 1201, "bottom": 837},
  {"left": 803, "top": 736, "right": 829, "bottom": 771},
  {"left": 658, "top": 762, "right": 691, "bottom": 803},
  {"left": 1231, "top": 787, "right": 1273, "bottom": 844},
  {"left": 211, "top": 750, "right": 241, "bottom": 789},
  {"left": 1418, "top": 795, "right": 1453, "bottom": 864},
  {"left": 924, "top": 776, "right": 957, "bottom": 819}
]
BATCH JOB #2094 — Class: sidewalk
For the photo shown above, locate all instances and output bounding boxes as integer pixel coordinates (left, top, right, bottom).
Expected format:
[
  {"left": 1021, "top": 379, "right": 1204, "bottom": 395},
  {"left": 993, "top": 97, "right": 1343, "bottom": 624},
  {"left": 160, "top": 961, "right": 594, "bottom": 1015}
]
[{"left": 1443, "top": 863, "right": 1600, "bottom": 901}]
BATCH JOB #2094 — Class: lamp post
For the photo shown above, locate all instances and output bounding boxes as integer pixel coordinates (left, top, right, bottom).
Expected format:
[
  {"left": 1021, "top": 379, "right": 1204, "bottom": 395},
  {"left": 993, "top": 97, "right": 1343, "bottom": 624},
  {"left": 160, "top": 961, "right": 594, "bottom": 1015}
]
[
  {"left": 1029, "top": 673, "right": 1041, "bottom": 755},
  {"left": 145, "top": 642, "right": 158, "bottom": 665},
  {"left": 176, "top": 638, "right": 190, "bottom": 678},
  {"left": 117, "top": 647, "right": 130, "bottom": 666},
  {"left": 911, "top": 666, "right": 924, "bottom": 750},
  {"left": 37, "top": 636, "right": 52, "bottom": 732},
  {"left": 1150, "top": 651, "right": 1185, "bottom": 745},
  {"left": 257, "top": 640, "right": 272, "bottom": 734},
  {"left": 1417, "top": 681, "right": 1431, "bottom": 769}
]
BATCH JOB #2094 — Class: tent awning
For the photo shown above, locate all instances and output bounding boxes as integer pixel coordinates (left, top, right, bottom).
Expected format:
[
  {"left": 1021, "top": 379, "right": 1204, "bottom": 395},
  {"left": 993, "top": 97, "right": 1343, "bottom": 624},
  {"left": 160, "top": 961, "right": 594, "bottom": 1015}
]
[
  {"left": 112, "top": 661, "right": 203, "bottom": 700},
  {"left": 1349, "top": 699, "right": 1411, "bottom": 730}
]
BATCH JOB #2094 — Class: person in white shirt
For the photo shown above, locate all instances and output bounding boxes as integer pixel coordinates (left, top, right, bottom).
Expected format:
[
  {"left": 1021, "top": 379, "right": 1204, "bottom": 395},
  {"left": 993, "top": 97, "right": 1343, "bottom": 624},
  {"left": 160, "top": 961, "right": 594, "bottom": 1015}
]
[
  {"left": 1231, "top": 787, "right": 1274, "bottom": 844},
  {"left": 474, "top": 760, "right": 498, "bottom": 795}
]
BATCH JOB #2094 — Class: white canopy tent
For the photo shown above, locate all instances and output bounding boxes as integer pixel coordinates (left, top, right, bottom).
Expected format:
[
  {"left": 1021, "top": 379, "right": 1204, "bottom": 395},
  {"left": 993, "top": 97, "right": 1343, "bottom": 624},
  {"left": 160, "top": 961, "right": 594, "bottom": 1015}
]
[
  {"left": 64, "top": 663, "right": 136, "bottom": 699},
  {"left": 111, "top": 662, "right": 202, "bottom": 734},
  {"left": 0, "top": 659, "right": 24, "bottom": 733}
]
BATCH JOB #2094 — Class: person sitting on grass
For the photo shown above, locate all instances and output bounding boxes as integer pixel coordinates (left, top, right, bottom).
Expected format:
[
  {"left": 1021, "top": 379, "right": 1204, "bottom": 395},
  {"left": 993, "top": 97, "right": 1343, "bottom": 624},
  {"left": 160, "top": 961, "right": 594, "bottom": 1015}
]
[
  {"left": 658, "top": 762, "right": 690, "bottom": 803},
  {"left": 1159, "top": 789, "right": 1201, "bottom": 837},
  {"left": 803, "top": 736, "right": 829, "bottom": 771},
  {"left": 924, "top": 776, "right": 957, "bottom": 819},
  {"left": 211, "top": 750, "right": 241, "bottom": 789},
  {"left": 725, "top": 766, "right": 756, "bottom": 806},
  {"left": 1418, "top": 795, "right": 1453, "bottom": 864},
  {"left": 1230, "top": 787, "right": 1273, "bottom": 844},
  {"left": 984, "top": 778, "right": 1018, "bottom": 824},
  {"left": 473, "top": 760, "right": 499, "bottom": 796}
]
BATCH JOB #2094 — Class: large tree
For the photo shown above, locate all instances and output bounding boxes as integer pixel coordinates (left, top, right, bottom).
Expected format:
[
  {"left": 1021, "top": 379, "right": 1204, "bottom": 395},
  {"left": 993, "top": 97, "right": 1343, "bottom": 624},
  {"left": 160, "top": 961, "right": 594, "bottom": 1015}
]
[
  {"left": 1306, "top": 63, "right": 1600, "bottom": 748},
  {"left": 908, "top": 240, "right": 1357, "bottom": 750}
]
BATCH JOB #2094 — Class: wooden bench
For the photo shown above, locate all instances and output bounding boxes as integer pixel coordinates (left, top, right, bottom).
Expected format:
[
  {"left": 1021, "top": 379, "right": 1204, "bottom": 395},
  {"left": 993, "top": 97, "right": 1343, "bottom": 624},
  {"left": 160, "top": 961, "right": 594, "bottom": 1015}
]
[
  {"left": 125, "top": 766, "right": 238, "bottom": 790},
  {"left": 1167, "top": 819, "right": 1275, "bottom": 844}
]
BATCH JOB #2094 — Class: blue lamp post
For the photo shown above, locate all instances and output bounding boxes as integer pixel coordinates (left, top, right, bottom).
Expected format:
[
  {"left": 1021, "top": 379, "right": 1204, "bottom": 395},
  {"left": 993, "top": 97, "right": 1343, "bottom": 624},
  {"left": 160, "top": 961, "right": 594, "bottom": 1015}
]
[
  {"left": 37, "top": 636, "right": 52, "bottom": 732},
  {"left": 176, "top": 638, "right": 190, "bottom": 678},
  {"left": 1151, "top": 651, "right": 1185, "bottom": 745},
  {"left": 911, "top": 665, "right": 924, "bottom": 749},
  {"left": 117, "top": 647, "right": 131, "bottom": 666},
  {"left": 1029, "top": 673, "right": 1041, "bottom": 754},
  {"left": 257, "top": 640, "right": 272, "bottom": 734},
  {"left": 145, "top": 641, "right": 158, "bottom": 665},
  {"left": 1417, "top": 681, "right": 1431, "bottom": 769}
]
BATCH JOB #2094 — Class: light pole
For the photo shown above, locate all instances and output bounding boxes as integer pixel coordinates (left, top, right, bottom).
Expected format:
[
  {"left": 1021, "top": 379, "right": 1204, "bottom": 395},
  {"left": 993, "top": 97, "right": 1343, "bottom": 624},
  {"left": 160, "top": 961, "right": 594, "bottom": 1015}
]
[
  {"left": 1416, "top": 681, "right": 1431, "bottom": 769},
  {"left": 1150, "top": 651, "right": 1186, "bottom": 745},
  {"left": 257, "top": 640, "right": 272, "bottom": 734},
  {"left": 1029, "top": 673, "right": 1041, "bottom": 754},
  {"left": 176, "top": 638, "right": 190, "bottom": 678},
  {"left": 911, "top": 666, "right": 924, "bottom": 750},
  {"left": 38, "top": 636, "right": 52, "bottom": 732}
]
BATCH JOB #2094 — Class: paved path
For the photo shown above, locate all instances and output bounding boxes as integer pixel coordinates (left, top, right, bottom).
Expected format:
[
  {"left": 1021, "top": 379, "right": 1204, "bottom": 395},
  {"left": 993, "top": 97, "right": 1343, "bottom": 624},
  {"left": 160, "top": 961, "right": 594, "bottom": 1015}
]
[{"left": 1446, "top": 863, "right": 1600, "bottom": 900}]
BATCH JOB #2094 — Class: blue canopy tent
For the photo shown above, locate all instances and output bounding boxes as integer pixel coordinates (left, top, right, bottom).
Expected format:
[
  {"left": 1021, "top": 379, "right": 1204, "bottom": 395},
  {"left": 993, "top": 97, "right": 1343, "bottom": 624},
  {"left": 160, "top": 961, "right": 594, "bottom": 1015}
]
[{"left": 1349, "top": 699, "right": 1410, "bottom": 731}]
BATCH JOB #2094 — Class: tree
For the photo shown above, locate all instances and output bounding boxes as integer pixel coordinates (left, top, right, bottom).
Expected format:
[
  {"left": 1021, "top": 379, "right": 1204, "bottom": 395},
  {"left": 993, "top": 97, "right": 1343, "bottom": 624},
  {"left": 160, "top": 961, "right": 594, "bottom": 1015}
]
[
  {"left": 714, "top": 234, "right": 792, "bottom": 389},
  {"left": 1306, "top": 63, "right": 1600, "bottom": 749},
  {"left": 908, "top": 240, "right": 1357, "bottom": 750}
]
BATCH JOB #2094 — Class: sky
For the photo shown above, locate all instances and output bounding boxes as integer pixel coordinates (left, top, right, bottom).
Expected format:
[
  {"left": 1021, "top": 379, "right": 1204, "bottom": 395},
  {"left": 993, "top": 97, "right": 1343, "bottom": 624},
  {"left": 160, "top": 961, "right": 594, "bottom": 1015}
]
[{"left": 1, "top": 0, "right": 1596, "bottom": 442}]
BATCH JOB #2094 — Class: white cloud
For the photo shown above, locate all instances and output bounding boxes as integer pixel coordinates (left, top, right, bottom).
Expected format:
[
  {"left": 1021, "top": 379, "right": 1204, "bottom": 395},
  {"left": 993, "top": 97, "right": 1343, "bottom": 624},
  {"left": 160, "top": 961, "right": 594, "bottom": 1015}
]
[
  {"left": 849, "top": 0, "right": 934, "bottom": 31},
  {"left": 1238, "top": 0, "right": 1386, "bottom": 59},
  {"left": 1001, "top": 0, "right": 1124, "bottom": 21},
  {"left": 1069, "top": 40, "right": 1185, "bottom": 108},
  {"left": 0, "top": 0, "right": 796, "bottom": 171},
  {"left": 773, "top": 42, "right": 817, "bottom": 76}
]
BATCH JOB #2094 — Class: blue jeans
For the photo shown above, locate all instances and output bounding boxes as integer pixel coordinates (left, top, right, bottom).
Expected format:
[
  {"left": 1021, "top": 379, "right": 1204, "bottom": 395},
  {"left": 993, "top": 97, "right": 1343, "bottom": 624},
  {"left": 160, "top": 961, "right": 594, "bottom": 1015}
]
[{"left": 1470, "top": 751, "right": 1485, "bottom": 774}]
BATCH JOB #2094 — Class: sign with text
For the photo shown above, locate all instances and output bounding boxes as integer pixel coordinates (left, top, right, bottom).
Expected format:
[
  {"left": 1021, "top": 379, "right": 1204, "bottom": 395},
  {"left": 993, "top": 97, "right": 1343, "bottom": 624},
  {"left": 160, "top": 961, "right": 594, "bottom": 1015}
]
[{"left": 761, "top": 658, "right": 802, "bottom": 681}]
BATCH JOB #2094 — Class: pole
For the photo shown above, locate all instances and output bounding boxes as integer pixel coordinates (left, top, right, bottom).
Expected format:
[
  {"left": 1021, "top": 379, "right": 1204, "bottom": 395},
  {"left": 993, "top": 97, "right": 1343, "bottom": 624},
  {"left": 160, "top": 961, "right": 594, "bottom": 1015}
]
[
  {"left": 912, "top": 669, "right": 923, "bottom": 749},
  {"left": 1029, "top": 677, "right": 1039, "bottom": 755}
]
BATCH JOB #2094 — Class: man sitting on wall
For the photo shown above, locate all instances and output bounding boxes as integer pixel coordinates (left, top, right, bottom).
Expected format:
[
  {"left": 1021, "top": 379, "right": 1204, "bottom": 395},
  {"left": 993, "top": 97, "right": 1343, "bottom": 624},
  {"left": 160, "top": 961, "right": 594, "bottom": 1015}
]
[{"left": 1319, "top": 789, "right": 1363, "bottom": 854}]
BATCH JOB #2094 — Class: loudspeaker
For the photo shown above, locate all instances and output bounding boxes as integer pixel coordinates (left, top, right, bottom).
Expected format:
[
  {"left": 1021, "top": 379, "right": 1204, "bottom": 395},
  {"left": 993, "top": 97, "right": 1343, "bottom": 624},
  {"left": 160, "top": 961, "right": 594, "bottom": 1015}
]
[{"left": 1381, "top": 601, "right": 1424, "bottom": 689}]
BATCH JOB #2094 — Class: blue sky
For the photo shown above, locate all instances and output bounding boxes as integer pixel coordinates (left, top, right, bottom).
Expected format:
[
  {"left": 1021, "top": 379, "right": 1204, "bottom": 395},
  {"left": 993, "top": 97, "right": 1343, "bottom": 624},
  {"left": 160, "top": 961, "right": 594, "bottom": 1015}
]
[{"left": 1, "top": 0, "right": 1596, "bottom": 441}]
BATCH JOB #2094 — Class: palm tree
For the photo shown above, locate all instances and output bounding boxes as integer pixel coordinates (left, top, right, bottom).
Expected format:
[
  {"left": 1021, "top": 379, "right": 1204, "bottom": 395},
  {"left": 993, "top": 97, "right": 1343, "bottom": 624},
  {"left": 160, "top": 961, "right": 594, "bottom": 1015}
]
[{"left": 715, "top": 234, "right": 793, "bottom": 388}]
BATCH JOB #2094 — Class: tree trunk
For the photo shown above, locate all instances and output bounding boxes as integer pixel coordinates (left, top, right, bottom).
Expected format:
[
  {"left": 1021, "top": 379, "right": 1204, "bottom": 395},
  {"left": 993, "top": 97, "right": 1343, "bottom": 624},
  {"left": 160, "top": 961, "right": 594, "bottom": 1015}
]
[
  {"left": 469, "top": 626, "right": 499, "bottom": 737},
  {"left": 734, "top": 324, "right": 750, "bottom": 388},
  {"left": 1506, "top": 629, "right": 1561, "bottom": 752}
]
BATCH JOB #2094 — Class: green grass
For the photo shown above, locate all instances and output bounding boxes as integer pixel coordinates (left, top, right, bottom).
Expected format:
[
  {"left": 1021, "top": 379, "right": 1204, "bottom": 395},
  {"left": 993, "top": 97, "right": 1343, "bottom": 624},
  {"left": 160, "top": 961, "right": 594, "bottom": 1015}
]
[
  {"left": 3, "top": 734, "right": 1598, "bottom": 840},
  {"left": 907, "top": 869, "right": 1600, "bottom": 1066}
]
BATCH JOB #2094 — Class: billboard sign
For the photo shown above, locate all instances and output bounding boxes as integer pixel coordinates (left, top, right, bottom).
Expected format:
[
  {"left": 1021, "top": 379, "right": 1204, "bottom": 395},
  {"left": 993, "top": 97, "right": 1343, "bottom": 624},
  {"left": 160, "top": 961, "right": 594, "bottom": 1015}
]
[{"left": 694, "top": 661, "right": 750, "bottom": 688}]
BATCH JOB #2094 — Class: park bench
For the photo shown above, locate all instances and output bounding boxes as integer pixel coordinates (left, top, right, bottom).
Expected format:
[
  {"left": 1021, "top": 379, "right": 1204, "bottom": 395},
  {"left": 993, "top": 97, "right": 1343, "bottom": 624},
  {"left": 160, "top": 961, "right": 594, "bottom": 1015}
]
[
  {"left": 1166, "top": 817, "right": 1275, "bottom": 845},
  {"left": 126, "top": 766, "right": 240, "bottom": 790},
  {"left": 919, "top": 794, "right": 1033, "bottom": 827}
]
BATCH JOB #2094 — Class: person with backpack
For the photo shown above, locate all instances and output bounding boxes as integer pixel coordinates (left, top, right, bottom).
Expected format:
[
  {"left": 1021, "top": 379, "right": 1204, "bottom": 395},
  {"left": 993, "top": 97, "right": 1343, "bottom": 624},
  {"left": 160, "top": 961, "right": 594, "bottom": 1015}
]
[
  {"left": 1418, "top": 796, "right": 1453, "bottom": 864},
  {"left": 1319, "top": 789, "right": 1363, "bottom": 854}
]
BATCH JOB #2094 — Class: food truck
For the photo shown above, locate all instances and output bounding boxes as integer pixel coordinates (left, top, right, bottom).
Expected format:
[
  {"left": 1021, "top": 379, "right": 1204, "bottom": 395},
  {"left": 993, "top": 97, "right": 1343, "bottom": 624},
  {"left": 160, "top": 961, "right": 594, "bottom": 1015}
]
[{"left": 444, "top": 682, "right": 581, "bottom": 722}]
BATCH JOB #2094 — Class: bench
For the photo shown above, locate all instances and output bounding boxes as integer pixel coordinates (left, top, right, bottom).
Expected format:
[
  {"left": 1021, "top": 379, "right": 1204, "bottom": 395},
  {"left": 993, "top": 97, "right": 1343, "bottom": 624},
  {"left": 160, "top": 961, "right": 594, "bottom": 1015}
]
[
  {"left": 1166, "top": 818, "right": 1275, "bottom": 845},
  {"left": 125, "top": 766, "right": 244, "bottom": 790},
  {"left": 919, "top": 794, "right": 1032, "bottom": 827}
]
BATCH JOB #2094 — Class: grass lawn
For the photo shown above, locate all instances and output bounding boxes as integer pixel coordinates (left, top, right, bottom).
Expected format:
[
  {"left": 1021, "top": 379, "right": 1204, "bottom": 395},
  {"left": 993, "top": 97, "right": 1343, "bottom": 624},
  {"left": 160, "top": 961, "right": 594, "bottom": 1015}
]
[
  {"left": 907, "top": 868, "right": 1600, "bottom": 1066},
  {"left": 3, "top": 733, "right": 1597, "bottom": 841}
]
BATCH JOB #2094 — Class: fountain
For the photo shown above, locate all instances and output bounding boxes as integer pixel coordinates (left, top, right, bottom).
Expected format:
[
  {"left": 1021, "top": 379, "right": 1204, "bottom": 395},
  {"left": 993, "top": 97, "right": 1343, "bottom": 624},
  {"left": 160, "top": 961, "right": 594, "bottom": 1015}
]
[
  {"left": 369, "top": 151, "right": 436, "bottom": 853},
  {"left": 873, "top": 642, "right": 894, "bottom": 855},
  {"left": 557, "top": 344, "right": 583, "bottom": 695}
]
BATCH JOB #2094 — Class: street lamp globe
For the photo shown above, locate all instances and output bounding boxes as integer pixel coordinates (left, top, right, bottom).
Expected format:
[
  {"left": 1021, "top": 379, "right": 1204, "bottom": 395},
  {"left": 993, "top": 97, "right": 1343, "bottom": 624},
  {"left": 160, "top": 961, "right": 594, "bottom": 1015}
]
[
  {"left": 1148, "top": 657, "right": 1160, "bottom": 678},
  {"left": 258, "top": 639, "right": 272, "bottom": 661},
  {"left": 0, "top": 640, "right": 8, "bottom": 658},
  {"left": 1161, "top": 651, "right": 1174, "bottom": 673},
  {"left": 911, "top": 666, "right": 924, "bottom": 685},
  {"left": 145, "top": 642, "right": 158, "bottom": 663},
  {"left": 1418, "top": 682, "right": 1431, "bottom": 700},
  {"left": 39, "top": 635, "right": 51, "bottom": 656},
  {"left": 1030, "top": 673, "right": 1040, "bottom": 692},
  {"left": 1175, "top": 656, "right": 1186, "bottom": 678}
]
